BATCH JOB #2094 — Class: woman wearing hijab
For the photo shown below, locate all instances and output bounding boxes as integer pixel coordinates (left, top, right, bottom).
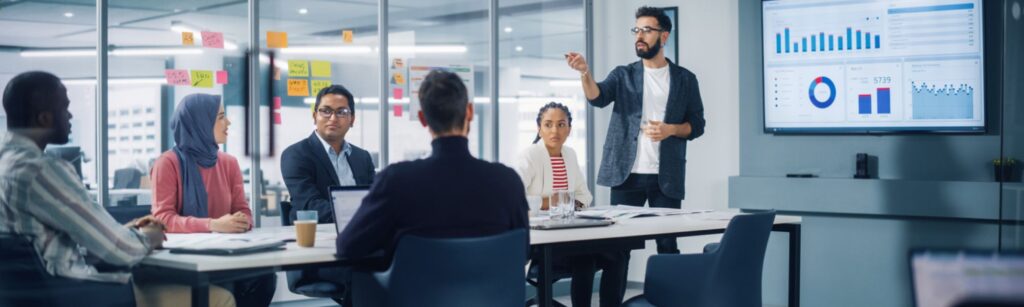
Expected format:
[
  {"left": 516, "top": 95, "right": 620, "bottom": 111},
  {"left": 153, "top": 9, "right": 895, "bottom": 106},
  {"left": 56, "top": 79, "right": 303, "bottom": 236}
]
[{"left": 150, "top": 93, "right": 276, "bottom": 306}]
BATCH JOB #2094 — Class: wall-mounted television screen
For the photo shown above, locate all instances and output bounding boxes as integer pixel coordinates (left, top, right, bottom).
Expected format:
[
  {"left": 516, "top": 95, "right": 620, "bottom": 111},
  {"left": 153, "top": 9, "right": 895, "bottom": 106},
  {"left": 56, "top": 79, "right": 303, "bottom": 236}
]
[{"left": 762, "top": 0, "right": 985, "bottom": 133}]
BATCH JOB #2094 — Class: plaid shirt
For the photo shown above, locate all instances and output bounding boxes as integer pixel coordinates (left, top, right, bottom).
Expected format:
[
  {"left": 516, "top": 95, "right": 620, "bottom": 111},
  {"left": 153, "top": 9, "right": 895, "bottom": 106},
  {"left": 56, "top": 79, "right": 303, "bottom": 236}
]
[{"left": 0, "top": 133, "right": 152, "bottom": 283}]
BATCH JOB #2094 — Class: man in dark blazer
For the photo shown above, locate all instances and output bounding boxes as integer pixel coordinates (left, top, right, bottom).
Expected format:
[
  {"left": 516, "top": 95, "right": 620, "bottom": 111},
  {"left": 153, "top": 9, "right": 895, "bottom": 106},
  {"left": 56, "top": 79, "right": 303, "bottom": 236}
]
[
  {"left": 566, "top": 6, "right": 706, "bottom": 255},
  {"left": 337, "top": 70, "right": 530, "bottom": 264},
  {"left": 282, "top": 84, "right": 375, "bottom": 224},
  {"left": 281, "top": 84, "right": 375, "bottom": 301}
]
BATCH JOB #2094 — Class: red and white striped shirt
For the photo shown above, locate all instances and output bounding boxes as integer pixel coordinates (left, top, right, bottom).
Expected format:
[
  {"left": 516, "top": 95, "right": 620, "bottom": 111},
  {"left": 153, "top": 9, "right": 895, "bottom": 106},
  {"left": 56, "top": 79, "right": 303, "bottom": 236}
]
[{"left": 551, "top": 157, "right": 568, "bottom": 191}]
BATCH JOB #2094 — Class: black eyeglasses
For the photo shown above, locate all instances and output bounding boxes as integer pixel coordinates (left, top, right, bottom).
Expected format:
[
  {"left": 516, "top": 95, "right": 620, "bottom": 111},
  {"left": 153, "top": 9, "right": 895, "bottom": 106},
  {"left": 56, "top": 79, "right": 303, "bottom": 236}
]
[
  {"left": 630, "top": 26, "right": 664, "bottom": 35},
  {"left": 317, "top": 107, "right": 352, "bottom": 118}
]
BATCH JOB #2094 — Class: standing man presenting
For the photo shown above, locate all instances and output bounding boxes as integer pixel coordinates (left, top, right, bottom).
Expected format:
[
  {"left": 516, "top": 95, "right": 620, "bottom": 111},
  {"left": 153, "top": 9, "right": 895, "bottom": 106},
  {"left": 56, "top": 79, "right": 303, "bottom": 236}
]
[{"left": 566, "top": 6, "right": 705, "bottom": 254}]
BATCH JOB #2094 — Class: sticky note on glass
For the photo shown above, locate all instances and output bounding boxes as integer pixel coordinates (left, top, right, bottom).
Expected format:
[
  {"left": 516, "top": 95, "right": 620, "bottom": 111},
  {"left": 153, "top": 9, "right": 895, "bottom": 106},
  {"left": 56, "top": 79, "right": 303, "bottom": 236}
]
[
  {"left": 288, "top": 60, "right": 309, "bottom": 77},
  {"left": 273, "top": 97, "right": 282, "bottom": 110},
  {"left": 342, "top": 30, "right": 353, "bottom": 44},
  {"left": 273, "top": 112, "right": 282, "bottom": 125},
  {"left": 201, "top": 31, "right": 224, "bottom": 49},
  {"left": 287, "top": 79, "right": 309, "bottom": 97},
  {"left": 267, "top": 31, "right": 288, "bottom": 48},
  {"left": 165, "top": 69, "right": 190, "bottom": 86},
  {"left": 392, "top": 88, "right": 403, "bottom": 100},
  {"left": 311, "top": 80, "right": 331, "bottom": 96},
  {"left": 182, "top": 32, "right": 195, "bottom": 46},
  {"left": 191, "top": 70, "right": 214, "bottom": 88},
  {"left": 311, "top": 60, "right": 331, "bottom": 78},
  {"left": 393, "top": 105, "right": 402, "bottom": 117},
  {"left": 215, "top": 70, "right": 228, "bottom": 85}
]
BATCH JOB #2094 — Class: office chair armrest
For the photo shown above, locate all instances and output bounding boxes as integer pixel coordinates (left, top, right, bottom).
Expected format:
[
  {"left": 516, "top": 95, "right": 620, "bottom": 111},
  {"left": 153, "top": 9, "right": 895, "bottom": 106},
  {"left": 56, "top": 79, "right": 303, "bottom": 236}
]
[
  {"left": 703, "top": 242, "right": 721, "bottom": 254},
  {"left": 351, "top": 270, "right": 390, "bottom": 307},
  {"left": 644, "top": 253, "right": 714, "bottom": 307}
]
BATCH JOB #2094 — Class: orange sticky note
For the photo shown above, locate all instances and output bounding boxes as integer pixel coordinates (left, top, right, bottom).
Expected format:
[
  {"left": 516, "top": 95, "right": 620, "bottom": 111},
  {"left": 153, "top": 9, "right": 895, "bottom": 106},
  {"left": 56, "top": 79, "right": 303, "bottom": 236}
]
[
  {"left": 215, "top": 70, "right": 228, "bottom": 85},
  {"left": 182, "top": 32, "right": 194, "bottom": 46},
  {"left": 267, "top": 31, "right": 288, "bottom": 48},
  {"left": 201, "top": 31, "right": 224, "bottom": 49},
  {"left": 342, "top": 30, "right": 353, "bottom": 44},
  {"left": 287, "top": 79, "right": 309, "bottom": 97}
]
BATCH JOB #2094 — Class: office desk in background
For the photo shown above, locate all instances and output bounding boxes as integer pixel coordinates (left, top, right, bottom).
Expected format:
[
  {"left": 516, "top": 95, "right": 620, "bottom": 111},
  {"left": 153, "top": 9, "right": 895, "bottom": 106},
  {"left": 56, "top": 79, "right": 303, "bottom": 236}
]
[
  {"left": 87, "top": 188, "right": 153, "bottom": 205},
  {"left": 136, "top": 211, "right": 802, "bottom": 307}
]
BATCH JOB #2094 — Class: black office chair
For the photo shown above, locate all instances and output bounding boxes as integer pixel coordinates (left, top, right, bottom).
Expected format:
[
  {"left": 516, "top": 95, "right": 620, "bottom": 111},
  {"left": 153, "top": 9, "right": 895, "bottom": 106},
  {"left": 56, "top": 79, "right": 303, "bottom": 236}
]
[
  {"left": 106, "top": 205, "right": 152, "bottom": 224},
  {"left": 280, "top": 201, "right": 347, "bottom": 305},
  {"left": 0, "top": 233, "right": 136, "bottom": 307},
  {"left": 112, "top": 168, "right": 142, "bottom": 206}
]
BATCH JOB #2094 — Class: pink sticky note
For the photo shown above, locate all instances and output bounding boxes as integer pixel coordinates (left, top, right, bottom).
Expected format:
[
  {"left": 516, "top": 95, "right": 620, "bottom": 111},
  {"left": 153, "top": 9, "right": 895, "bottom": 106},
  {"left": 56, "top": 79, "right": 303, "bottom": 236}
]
[
  {"left": 392, "top": 88, "right": 403, "bottom": 100},
  {"left": 273, "top": 97, "right": 282, "bottom": 110},
  {"left": 393, "top": 105, "right": 403, "bottom": 117},
  {"left": 164, "top": 69, "right": 190, "bottom": 86},
  {"left": 273, "top": 112, "right": 282, "bottom": 125},
  {"left": 215, "top": 70, "right": 228, "bottom": 85},
  {"left": 201, "top": 31, "right": 224, "bottom": 49}
]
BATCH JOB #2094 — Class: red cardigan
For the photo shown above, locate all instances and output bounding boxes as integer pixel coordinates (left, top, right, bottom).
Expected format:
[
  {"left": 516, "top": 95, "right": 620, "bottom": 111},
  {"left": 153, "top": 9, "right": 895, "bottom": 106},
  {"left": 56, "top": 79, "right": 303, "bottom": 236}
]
[{"left": 150, "top": 150, "right": 253, "bottom": 233}]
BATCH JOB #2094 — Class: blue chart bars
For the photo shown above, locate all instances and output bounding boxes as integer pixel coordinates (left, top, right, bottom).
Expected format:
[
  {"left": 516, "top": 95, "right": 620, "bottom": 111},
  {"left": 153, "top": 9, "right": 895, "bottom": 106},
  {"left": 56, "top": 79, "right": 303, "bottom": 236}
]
[
  {"left": 911, "top": 82, "right": 974, "bottom": 119},
  {"left": 858, "top": 88, "right": 891, "bottom": 115},
  {"left": 776, "top": 27, "right": 881, "bottom": 54}
]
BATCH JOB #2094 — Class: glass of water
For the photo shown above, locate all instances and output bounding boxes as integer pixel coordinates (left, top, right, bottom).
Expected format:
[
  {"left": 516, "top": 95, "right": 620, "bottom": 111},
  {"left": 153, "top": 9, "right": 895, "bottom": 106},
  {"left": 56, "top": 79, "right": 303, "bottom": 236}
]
[{"left": 550, "top": 190, "right": 575, "bottom": 219}]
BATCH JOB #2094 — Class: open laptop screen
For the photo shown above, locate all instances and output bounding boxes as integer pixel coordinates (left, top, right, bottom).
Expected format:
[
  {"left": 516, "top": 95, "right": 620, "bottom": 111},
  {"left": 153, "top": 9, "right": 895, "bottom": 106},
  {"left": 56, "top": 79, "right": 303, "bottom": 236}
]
[
  {"left": 330, "top": 186, "right": 370, "bottom": 233},
  {"left": 911, "top": 250, "right": 1024, "bottom": 307}
]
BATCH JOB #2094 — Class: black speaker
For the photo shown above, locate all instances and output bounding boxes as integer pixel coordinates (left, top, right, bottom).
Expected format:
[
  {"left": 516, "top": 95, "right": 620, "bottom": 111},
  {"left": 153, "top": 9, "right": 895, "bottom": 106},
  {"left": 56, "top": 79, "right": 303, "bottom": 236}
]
[{"left": 855, "top": 153, "right": 870, "bottom": 179}]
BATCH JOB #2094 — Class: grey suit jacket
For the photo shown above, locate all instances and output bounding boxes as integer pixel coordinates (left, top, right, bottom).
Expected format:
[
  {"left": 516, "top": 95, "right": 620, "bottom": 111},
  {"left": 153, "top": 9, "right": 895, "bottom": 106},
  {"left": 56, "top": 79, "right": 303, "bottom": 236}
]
[{"left": 589, "top": 60, "right": 706, "bottom": 200}]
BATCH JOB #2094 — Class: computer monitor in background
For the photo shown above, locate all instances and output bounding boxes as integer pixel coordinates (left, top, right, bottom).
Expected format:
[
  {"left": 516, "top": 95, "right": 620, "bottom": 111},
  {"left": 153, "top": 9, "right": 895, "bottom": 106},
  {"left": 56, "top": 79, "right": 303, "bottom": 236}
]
[
  {"left": 44, "top": 146, "right": 83, "bottom": 180},
  {"left": 911, "top": 250, "right": 1024, "bottom": 307}
]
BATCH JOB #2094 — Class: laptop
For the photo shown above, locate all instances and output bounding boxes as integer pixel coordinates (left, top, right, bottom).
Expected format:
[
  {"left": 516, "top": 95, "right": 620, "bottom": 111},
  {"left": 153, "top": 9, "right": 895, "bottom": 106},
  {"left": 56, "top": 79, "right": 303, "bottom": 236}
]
[
  {"left": 530, "top": 218, "right": 614, "bottom": 230},
  {"left": 910, "top": 249, "right": 1024, "bottom": 307},
  {"left": 330, "top": 186, "right": 371, "bottom": 233}
]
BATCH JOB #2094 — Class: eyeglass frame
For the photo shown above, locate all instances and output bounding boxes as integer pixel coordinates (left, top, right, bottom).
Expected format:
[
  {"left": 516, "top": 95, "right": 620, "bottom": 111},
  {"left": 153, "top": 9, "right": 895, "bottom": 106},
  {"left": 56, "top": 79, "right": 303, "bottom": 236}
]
[
  {"left": 316, "top": 107, "right": 353, "bottom": 119},
  {"left": 630, "top": 26, "right": 665, "bottom": 35}
]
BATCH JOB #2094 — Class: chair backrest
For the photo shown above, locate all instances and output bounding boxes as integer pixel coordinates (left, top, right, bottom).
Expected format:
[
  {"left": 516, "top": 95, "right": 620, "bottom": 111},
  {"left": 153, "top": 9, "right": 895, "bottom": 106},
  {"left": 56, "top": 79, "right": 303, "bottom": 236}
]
[
  {"left": 279, "top": 201, "right": 293, "bottom": 226},
  {"left": 708, "top": 211, "right": 776, "bottom": 306},
  {"left": 385, "top": 229, "right": 528, "bottom": 307},
  {"left": 105, "top": 205, "right": 153, "bottom": 224},
  {"left": 113, "top": 168, "right": 142, "bottom": 189}
]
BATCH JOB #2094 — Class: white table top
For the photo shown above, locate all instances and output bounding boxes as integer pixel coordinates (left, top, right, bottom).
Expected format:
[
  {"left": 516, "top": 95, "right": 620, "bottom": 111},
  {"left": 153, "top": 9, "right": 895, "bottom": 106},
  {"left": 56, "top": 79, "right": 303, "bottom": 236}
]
[{"left": 141, "top": 210, "right": 800, "bottom": 272}]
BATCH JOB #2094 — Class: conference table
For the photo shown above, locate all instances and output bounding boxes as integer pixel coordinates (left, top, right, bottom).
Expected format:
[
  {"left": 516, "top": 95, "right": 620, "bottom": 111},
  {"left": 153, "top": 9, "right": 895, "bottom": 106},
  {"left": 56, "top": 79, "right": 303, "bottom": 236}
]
[{"left": 136, "top": 210, "right": 802, "bottom": 307}]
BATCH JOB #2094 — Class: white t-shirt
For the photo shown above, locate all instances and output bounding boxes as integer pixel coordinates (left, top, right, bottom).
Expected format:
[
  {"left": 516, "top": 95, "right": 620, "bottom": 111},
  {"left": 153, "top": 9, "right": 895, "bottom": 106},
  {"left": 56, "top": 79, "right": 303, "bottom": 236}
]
[{"left": 632, "top": 64, "right": 670, "bottom": 174}]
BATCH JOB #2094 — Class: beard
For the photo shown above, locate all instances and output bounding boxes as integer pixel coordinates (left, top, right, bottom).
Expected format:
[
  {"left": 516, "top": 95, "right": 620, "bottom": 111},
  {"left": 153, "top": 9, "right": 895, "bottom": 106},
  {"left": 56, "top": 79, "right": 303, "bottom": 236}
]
[{"left": 635, "top": 37, "right": 662, "bottom": 59}]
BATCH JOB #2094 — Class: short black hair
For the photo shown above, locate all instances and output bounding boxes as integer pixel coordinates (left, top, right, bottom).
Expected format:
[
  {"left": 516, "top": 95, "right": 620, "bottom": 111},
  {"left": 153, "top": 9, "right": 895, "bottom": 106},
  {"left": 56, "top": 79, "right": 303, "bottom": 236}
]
[
  {"left": 314, "top": 84, "right": 355, "bottom": 117},
  {"left": 418, "top": 70, "right": 468, "bottom": 134},
  {"left": 2, "top": 71, "right": 64, "bottom": 129},
  {"left": 636, "top": 6, "right": 672, "bottom": 33}
]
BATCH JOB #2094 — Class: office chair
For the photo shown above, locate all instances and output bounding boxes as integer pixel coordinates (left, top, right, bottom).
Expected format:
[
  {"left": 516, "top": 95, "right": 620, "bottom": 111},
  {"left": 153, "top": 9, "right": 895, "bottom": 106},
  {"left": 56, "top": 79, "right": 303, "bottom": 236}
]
[
  {"left": 524, "top": 262, "right": 571, "bottom": 307},
  {"left": 351, "top": 229, "right": 528, "bottom": 307},
  {"left": 622, "top": 211, "right": 777, "bottom": 307},
  {"left": 0, "top": 233, "right": 136, "bottom": 307},
  {"left": 279, "top": 201, "right": 347, "bottom": 305},
  {"left": 106, "top": 205, "right": 153, "bottom": 224},
  {"left": 113, "top": 168, "right": 143, "bottom": 206}
]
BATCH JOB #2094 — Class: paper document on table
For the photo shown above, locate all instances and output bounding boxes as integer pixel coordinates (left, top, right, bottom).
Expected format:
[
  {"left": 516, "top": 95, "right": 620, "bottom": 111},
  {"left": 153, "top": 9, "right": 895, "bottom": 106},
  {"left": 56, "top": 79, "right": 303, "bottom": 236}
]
[
  {"left": 576, "top": 206, "right": 713, "bottom": 220},
  {"left": 163, "top": 233, "right": 286, "bottom": 255}
]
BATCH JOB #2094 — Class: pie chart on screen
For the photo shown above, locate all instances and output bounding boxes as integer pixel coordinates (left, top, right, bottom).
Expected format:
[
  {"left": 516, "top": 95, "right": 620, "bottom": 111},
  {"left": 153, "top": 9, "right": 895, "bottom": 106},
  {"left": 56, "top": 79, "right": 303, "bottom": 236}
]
[{"left": 808, "top": 76, "right": 836, "bottom": 109}]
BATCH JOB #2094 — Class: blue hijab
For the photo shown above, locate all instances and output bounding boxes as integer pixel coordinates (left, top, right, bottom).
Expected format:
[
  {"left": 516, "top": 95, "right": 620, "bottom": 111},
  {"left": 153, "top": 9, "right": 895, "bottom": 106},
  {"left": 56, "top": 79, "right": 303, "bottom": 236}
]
[{"left": 170, "top": 94, "right": 221, "bottom": 218}]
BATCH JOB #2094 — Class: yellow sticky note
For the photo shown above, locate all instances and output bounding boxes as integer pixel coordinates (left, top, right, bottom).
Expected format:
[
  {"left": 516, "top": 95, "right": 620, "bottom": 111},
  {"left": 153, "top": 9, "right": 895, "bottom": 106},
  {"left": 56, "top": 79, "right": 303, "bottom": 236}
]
[
  {"left": 311, "top": 61, "right": 332, "bottom": 78},
  {"left": 392, "top": 72, "right": 405, "bottom": 85},
  {"left": 182, "top": 32, "right": 194, "bottom": 46},
  {"left": 191, "top": 70, "right": 213, "bottom": 88},
  {"left": 267, "top": 31, "right": 288, "bottom": 48},
  {"left": 288, "top": 60, "right": 309, "bottom": 77},
  {"left": 342, "top": 30, "right": 353, "bottom": 44},
  {"left": 287, "top": 79, "right": 309, "bottom": 97},
  {"left": 311, "top": 80, "right": 332, "bottom": 97}
]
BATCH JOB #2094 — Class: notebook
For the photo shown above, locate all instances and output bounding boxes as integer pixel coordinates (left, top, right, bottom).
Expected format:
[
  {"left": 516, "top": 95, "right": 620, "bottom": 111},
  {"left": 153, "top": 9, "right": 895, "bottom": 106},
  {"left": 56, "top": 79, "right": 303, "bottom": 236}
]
[{"left": 530, "top": 218, "right": 614, "bottom": 230}]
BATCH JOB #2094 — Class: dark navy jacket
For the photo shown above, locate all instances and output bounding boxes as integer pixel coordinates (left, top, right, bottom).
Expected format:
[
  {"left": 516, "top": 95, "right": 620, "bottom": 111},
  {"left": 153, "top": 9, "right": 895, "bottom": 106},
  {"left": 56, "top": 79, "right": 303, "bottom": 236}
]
[{"left": 281, "top": 132, "right": 375, "bottom": 223}]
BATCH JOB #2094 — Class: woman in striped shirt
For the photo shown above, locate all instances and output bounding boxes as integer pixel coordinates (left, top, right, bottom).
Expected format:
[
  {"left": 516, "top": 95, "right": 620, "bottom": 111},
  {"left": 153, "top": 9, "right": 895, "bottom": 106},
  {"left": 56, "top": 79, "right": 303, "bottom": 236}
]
[{"left": 516, "top": 102, "right": 627, "bottom": 307}]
